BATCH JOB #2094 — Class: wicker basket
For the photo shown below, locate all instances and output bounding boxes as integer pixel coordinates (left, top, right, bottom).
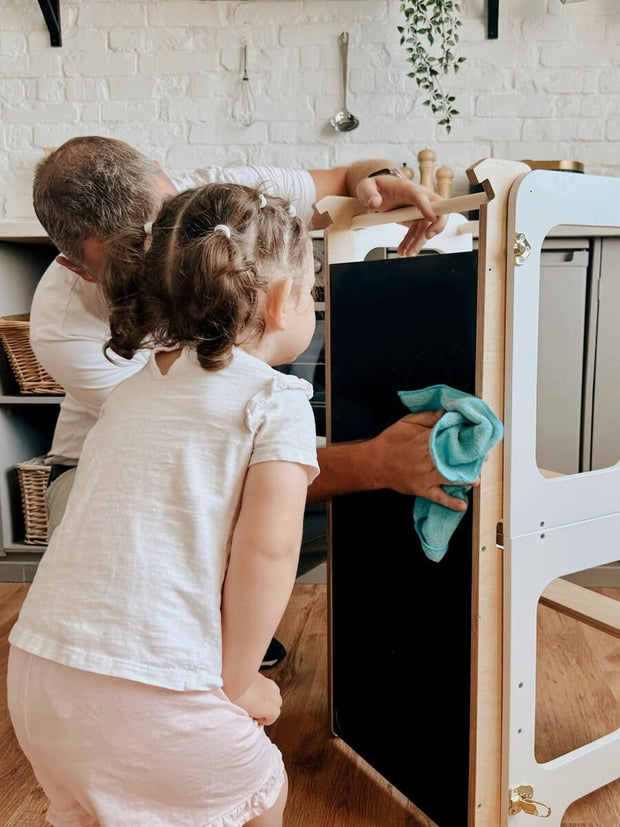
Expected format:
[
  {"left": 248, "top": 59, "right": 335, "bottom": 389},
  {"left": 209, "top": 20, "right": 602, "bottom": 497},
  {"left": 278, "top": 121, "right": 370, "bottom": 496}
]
[
  {"left": 16, "top": 456, "right": 51, "bottom": 545},
  {"left": 0, "top": 314, "right": 64, "bottom": 395}
]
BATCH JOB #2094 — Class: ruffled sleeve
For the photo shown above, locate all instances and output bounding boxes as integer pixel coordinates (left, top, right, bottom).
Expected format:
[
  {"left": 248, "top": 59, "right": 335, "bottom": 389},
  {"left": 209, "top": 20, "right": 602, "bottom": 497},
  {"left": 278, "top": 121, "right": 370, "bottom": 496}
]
[{"left": 245, "top": 374, "right": 319, "bottom": 484}]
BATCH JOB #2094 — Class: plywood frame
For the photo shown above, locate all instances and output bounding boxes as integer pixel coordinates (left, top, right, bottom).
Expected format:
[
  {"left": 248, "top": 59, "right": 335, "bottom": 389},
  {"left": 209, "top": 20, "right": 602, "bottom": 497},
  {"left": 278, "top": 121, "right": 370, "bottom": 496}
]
[{"left": 319, "top": 164, "right": 620, "bottom": 826}]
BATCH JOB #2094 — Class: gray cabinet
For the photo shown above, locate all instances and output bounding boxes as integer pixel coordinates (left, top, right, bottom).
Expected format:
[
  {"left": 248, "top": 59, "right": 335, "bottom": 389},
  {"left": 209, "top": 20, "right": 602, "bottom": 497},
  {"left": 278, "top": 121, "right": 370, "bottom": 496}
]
[
  {"left": 536, "top": 240, "right": 591, "bottom": 475},
  {"left": 591, "top": 238, "right": 620, "bottom": 472},
  {"left": 0, "top": 226, "right": 58, "bottom": 581}
]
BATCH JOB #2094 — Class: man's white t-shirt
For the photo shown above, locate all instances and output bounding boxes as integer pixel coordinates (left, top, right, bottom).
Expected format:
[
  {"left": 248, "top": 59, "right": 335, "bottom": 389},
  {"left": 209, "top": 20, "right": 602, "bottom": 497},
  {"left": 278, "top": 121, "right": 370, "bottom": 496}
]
[
  {"left": 10, "top": 347, "right": 319, "bottom": 691},
  {"left": 30, "top": 164, "right": 316, "bottom": 464}
]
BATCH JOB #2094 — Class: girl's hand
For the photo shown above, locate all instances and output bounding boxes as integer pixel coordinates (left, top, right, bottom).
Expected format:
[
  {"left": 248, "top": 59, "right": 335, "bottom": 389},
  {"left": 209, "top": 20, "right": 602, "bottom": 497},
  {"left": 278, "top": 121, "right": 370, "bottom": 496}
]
[{"left": 230, "top": 673, "right": 283, "bottom": 726}]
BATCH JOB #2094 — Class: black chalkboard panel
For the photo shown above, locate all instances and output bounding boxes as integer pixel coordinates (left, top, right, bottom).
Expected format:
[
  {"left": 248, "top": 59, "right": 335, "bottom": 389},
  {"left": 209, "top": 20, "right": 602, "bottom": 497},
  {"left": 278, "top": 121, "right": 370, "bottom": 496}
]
[{"left": 329, "top": 251, "right": 478, "bottom": 827}]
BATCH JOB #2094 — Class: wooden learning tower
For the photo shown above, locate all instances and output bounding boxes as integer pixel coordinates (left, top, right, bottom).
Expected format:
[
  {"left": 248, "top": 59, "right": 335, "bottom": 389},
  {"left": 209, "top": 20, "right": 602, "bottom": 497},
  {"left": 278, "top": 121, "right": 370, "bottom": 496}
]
[{"left": 316, "top": 159, "right": 620, "bottom": 826}]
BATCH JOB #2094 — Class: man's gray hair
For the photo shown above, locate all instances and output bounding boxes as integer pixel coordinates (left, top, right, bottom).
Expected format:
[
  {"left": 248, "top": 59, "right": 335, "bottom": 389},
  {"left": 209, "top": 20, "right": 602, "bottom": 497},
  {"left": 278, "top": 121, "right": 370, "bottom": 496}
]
[{"left": 33, "top": 136, "right": 166, "bottom": 267}]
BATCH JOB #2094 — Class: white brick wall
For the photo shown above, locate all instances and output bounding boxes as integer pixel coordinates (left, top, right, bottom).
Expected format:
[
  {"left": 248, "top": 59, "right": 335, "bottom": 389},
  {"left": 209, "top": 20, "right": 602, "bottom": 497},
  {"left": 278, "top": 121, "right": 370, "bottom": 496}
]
[{"left": 0, "top": 0, "right": 618, "bottom": 218}]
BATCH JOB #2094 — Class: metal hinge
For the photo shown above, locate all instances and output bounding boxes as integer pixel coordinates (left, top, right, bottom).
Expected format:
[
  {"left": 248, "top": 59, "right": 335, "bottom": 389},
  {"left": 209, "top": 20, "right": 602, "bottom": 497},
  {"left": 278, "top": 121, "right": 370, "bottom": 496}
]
[
  {"left": 513, "top": 233, "right": 532, "bottom": 265},
  {"left": 509, "top": 785, "right": 551, "bottom": 818}
]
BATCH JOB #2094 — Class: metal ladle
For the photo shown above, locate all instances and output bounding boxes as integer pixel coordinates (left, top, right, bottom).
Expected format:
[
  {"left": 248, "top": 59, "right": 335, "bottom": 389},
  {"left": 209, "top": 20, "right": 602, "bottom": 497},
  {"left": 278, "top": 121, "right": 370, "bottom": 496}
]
[{"left": 330, "top": 32, "right": 359, "bottom": 132}]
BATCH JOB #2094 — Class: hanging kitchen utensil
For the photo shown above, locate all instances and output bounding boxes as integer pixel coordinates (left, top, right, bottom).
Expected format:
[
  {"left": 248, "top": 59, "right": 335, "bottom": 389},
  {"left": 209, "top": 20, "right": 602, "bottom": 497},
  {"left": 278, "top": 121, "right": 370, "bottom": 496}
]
[
  {"left": 330, "top": 32, "right": 359, "bottom": 132},
  {"left": 233, "top": 43, "right": 256, "bottom": 127}
]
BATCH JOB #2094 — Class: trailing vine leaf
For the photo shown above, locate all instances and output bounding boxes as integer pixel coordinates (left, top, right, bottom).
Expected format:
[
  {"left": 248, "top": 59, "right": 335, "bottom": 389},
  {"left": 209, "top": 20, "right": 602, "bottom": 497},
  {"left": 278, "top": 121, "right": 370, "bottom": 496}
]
[{"left": 398, "top": 0, "right": 466, "bottom": 134}]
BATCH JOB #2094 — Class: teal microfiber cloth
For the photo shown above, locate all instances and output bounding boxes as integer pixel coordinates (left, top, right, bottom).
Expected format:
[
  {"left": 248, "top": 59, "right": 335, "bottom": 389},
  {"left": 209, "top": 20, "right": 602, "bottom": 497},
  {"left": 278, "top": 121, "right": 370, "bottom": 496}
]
[{"left": 398, "top": 384, "right": 503, "bottom": 563}]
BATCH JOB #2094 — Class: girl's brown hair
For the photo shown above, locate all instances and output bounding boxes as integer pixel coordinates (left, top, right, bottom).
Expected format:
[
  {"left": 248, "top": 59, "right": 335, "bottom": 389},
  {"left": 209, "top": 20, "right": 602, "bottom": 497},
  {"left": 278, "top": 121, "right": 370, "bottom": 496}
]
[{"left": 103, "top": 183, "right": 309, "bottom": 371}]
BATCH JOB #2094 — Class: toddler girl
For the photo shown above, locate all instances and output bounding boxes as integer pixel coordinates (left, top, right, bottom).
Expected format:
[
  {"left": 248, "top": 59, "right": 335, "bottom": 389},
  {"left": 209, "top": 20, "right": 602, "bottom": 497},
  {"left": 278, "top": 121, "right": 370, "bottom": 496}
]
[{"left": 7, "top": 183, "right": 319, "bottom": 827}]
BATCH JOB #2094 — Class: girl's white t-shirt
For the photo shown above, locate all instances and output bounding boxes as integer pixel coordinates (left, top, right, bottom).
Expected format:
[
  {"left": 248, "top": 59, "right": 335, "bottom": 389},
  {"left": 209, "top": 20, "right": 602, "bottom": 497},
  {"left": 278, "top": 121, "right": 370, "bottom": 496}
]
[{"left": 10, "top": 348, "right": 319, "bottom": 692}]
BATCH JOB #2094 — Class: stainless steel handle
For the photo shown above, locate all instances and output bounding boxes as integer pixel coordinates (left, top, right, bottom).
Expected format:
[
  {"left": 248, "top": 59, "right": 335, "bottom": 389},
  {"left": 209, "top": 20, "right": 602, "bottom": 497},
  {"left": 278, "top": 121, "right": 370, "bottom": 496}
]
[{"left": 340, "top": 32, "right": 349, "bottom": 109}]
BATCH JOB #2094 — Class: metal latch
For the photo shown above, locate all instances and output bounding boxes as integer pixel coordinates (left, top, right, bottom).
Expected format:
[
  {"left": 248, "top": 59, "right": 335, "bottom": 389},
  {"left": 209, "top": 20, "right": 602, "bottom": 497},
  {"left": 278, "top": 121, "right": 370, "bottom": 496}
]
[
  {"left": 509, "top": 786, "right": 551, "bottom": 818},
  {"left": 513, "top": 233, "right": 531, "bottom": 265}
]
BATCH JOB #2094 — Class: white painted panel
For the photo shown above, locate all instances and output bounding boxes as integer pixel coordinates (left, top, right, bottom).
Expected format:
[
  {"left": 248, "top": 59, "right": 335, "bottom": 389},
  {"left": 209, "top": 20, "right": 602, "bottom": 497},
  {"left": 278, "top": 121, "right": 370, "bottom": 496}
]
[{"left": 504, "top": 171, "right": 620, "bottom": 539}]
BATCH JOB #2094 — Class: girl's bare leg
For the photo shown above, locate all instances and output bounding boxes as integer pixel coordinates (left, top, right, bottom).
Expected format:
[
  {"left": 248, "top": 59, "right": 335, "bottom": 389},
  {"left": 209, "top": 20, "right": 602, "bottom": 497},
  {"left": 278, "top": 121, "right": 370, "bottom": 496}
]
[{"left": 245, "top": 772, "right": 288, "bottom": 827}]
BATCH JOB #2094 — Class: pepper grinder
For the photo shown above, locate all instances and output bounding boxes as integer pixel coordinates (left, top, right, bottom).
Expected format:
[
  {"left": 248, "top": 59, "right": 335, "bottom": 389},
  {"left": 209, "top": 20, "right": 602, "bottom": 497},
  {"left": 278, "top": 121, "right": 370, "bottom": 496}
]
[
  {"left": 417, "top": 148, "right": 437, "bottom": 192},
  {"left": 234, "top": 43, "right": 256, "bottom": 127}
]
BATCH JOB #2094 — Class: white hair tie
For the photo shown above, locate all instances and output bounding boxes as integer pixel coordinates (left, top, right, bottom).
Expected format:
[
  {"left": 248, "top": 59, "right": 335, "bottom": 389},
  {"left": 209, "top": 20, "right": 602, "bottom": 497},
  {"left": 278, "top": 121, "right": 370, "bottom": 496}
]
[
  {"left": 213, "top": 224, "right": 231, "bottom": 239},
  {"left": 258, "top": 194, "right": 267, "bottom": 209},
  {"left": 288, "top": 204, "right": 296, "bottom": 217},
  {"left": 144, "top": 221, "right": 153, "bottom": 236}
]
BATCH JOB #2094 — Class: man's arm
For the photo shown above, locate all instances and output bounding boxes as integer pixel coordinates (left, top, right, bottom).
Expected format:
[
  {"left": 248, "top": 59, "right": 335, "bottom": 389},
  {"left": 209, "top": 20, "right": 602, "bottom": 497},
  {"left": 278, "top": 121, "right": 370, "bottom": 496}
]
[{"left": 308, "top": 411, "right": 469, "bottom": 511}]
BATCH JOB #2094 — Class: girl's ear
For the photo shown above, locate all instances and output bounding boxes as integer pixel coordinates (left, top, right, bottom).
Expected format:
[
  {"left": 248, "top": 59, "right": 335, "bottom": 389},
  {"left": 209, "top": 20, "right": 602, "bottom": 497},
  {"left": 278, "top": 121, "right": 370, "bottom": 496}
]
[{"left": 266, "top": 277, "right": 293, "bottom": 331}]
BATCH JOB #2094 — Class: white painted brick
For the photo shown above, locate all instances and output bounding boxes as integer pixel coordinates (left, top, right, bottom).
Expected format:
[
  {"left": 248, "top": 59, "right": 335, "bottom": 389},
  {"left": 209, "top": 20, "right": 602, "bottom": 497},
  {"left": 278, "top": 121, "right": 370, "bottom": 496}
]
[
  {"left": 139, "top": 51, "right": 217, "bottom": 75},
  {"left": 600, "top": 74, "right": 620, "bottom": 94},
  {"left": 167, "top": 98, "right": 229, "bottom": 122},
  {"left": 79, "top": 3, "right": 147, "bottom": 27},
  {"left": 32, "top": 124, "right": 108, "bottom": 148},
  {"left": 452, "top": 117, "right": 524, "bottom": 143},
  {"left": 523, "top": 118, "right": 604, "bottom": 143},
  {"left": 107, "top": 76, "right": 155, "bottom": 100},
  {"left": 515, "top": 68, "right": 598, "bottom": 94},
  {"left": 606, "top": 120, "right": 620, "bottom": 142},
  {"left": 0, "top": 79, "right": 29, "bottom": 104},
  {"left": 36, "top": 79, "right": 66, "bottom": 102},
  {"left": 148, "top": 3, "right": 222, "bottom": 28},
  {"left": 541, "top": 44, "right": 617, "bottom": 68},
  {"left": 556, "top": 95, "right": 613, "bottom": 119},
  {"left": 477, "top": 94, "right": 553, "bottom": 119},
  {"left": 495, "top": 140, "right": 574, "bottom": 162},
  {"left": 77, "top": 103, "right": 103, "bottom": 122},
  {"left": 0, "top": 32, "right": 27, "bottom": 54},
  {"left": 109, "top": 28, "right": 198, "bottom": 53},
  {"left": 165, "top": 145, "right": 249, "bottom": 173},
  {"left": 280, "top": 24, "right": 344, "bottom": 47},
  {"left": 0, "top": 52, "right": 61, "bottom": 78},
  {"left": 189, "top": 122, "right": 269, "bottom": 146},
  {"left": 64, "top": 53, "right": 137, "bottom": 78},
  {"left": 65, "top": 78, "right": 109, "bottom": 102},
  {"left": 50, "top": 30, "right": 108, "bottom": 54},
  {"left": 522, "top": 17, "right": 604, "bottom": 44},
  {"left": 6, "top": 125, "right": 34, "bottom": 150},
  {"left": 3, "top": 103, "right": 79, "bottom": 125},
  {"left": 101, "top": 100, "right": 159, "bottom": 122}
]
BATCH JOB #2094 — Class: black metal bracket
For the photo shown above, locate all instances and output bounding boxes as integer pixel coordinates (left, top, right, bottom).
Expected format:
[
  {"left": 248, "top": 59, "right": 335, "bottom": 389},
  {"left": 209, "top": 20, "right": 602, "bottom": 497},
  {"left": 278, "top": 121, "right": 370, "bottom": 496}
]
[
  {"left": 37, "top": 0, "right": 62, "bottom": 47},
  {"left": 488, "top": 0, "right": 498, "bottom": 39}
]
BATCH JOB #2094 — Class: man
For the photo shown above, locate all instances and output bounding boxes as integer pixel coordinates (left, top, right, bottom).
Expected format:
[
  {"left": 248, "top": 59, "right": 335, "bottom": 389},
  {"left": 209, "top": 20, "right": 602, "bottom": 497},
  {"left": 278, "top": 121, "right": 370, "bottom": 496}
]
[{"left": 30, "top": 136, "right": 466, "bottom": 665}]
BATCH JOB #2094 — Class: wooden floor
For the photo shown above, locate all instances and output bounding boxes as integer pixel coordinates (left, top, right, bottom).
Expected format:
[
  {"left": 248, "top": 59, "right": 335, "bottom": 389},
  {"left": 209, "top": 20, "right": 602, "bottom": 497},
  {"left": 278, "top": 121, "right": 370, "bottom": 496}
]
[{"left": 1, "top": 582, "right": 619, "bottom": 826}]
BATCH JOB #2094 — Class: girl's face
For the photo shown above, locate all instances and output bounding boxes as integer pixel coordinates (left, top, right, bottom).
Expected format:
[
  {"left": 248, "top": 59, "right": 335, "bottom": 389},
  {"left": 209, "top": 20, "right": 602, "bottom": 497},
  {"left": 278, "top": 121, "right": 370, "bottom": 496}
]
[{"left": 278, "top": 241, "right": 317, "bottom": 365}]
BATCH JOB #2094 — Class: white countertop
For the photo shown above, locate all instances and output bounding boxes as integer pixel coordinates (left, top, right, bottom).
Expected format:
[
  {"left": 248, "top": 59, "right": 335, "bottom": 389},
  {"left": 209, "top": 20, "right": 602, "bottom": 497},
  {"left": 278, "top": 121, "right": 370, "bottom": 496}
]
[{"left": 4, "top": 218, "right": 620, "bottom": 244}]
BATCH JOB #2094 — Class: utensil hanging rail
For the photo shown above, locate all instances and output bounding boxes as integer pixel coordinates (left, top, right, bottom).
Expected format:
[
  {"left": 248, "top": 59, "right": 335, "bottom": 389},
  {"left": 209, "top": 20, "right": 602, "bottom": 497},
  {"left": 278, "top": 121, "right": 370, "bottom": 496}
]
[{"left": 36, "top": 0, "right": 62, "bottom": 47}]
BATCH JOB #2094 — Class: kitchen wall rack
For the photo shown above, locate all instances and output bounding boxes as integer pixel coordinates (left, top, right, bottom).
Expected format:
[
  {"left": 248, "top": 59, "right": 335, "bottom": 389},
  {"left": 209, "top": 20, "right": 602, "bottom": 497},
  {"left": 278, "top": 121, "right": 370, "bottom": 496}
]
[{"left": 36, "top": 0, "right": 61, "bottom": 47}]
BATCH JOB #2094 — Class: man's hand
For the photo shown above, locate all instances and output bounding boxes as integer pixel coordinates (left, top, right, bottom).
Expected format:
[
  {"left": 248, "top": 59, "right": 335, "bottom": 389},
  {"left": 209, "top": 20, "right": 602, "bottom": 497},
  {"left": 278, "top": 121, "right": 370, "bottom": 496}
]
[
  {"left": 227, "top": 673, "right": 282, "bottom": 726},
  {"left": 355, "top": 175, "right": 448, "bottom": 257},
  {"left": 368, "top": 410, "right": 475, "bottom": 510}
]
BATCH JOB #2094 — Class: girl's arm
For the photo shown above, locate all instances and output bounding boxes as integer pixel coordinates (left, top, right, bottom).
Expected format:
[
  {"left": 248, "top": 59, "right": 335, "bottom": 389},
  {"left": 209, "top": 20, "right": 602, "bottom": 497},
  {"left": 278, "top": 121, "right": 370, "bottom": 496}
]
[{"left": 221, "top": 459, "right": 309, "bottom": 704}]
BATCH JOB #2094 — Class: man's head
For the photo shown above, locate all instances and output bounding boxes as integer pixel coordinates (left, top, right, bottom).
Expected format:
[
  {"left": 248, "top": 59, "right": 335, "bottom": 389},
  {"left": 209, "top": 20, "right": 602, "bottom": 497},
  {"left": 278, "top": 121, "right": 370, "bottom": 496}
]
[{"left": 33, "top": 136, "right": 176, "bottom": 279}]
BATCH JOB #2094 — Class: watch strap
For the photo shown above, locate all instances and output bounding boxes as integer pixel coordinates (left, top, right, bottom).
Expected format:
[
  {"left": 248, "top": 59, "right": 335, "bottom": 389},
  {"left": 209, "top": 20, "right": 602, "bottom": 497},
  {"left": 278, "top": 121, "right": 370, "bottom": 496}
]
[{"left": 367, "top": 167, "right": 403, "bottom": 179}]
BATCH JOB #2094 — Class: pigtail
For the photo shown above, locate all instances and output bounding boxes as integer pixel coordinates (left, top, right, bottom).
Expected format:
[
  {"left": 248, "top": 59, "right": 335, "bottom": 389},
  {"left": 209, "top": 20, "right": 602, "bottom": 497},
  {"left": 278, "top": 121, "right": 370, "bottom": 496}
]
[
  {"left": 101, "top": 224, "right": 154, "bottom": 361},
  {"left": 176, "top": 228, "right": 268, "bottom": 371}
]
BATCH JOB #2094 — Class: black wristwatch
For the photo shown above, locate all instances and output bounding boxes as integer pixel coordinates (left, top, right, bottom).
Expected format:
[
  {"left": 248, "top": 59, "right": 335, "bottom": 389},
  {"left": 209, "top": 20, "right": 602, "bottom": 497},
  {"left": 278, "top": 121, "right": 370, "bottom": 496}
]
[{"left": 367, "top": 167, "right": 403, "bottom": 179}]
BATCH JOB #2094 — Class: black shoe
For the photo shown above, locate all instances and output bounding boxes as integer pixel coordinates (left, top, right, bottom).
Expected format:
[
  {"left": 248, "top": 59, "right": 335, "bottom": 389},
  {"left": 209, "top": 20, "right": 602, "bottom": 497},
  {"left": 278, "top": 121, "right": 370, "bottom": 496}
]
[{"left": 260, "top": 637, "right": 287, "bottom": 669}]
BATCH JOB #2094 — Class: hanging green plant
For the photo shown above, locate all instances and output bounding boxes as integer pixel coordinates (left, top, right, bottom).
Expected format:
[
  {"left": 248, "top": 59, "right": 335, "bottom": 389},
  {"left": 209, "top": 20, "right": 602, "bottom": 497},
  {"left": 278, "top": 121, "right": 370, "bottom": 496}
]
[{"left": 398, "top": 0, "right": 466, "bottom": 134}]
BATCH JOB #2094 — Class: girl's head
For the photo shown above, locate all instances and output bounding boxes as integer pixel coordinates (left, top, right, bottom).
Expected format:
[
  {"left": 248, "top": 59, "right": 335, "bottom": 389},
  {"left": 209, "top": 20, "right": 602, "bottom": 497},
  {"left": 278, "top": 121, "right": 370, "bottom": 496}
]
[{"left": 104, "top": 183, "right": 315, "bottom": 370}]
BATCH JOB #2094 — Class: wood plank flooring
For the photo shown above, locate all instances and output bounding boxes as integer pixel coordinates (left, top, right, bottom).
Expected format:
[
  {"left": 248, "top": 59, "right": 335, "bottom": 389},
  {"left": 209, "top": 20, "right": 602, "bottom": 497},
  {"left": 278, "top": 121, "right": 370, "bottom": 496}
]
[{"left": 1, "top": 582, "right": 619, "bottom": 826}]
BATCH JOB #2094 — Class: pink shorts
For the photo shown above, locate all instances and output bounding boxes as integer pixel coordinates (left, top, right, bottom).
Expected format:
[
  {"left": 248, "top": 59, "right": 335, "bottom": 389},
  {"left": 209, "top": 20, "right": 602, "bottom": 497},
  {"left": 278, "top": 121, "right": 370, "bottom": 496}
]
[{"left": 7, "top": 646, "right": 285, "bottom": 827}]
